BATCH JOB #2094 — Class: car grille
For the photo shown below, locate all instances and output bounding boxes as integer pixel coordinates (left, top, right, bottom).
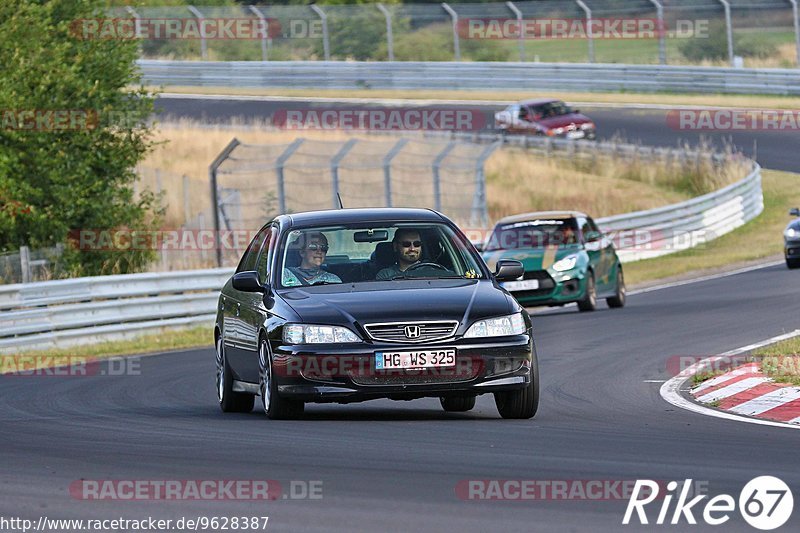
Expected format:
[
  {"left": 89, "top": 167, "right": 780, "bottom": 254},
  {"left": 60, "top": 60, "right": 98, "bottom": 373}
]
[{"left": 364, "top": 321, "right": 459, "bottom": 344}]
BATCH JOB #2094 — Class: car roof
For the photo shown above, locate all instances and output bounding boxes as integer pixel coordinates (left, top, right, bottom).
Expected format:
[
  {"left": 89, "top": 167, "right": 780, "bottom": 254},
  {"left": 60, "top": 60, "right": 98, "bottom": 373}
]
[
  {"left": 494, "top": 210, "right": 589, "bottom": 225},
  {"left": 518, "top": 98, "right": 563, "bottom": 107},
  {"left": 278, "top": 207, "right": 447, "bottom": 228}
]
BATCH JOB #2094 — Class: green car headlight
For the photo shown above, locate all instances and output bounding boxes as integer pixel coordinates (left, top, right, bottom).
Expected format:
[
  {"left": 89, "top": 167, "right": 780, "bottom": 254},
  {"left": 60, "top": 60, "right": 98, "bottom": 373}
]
[
  {"left": 464, "top": 312, "right": 526, "bottom": 338},
  {"left": 552, "top": 255, "right": 578, "bottom": 272},
  {"left": 786, "top": 228, "right": 798, "bottom": 239},
  {"left": 283, "top": 324, "right": 361, "bottom": 344}
]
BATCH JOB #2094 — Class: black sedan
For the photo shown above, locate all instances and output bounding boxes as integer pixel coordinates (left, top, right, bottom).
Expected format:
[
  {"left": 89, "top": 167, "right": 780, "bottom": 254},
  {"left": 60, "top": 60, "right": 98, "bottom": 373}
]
[
  {"left": 214, "top": 208, "right": 538, "bottom": 419},
  {"left": 785, "top": 207, "right": 800, "bottom": 268}
]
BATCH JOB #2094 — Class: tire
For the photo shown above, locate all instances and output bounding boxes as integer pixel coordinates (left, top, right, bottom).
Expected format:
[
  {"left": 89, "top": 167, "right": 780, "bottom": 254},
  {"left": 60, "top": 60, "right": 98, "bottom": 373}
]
[
  {"left": 216, "top": 335, "right": 254, "bottom": 413},
  {"left": 259, "top": 338, "right": 304, "bottom": 420},
  {"left": 440, "top": 395, "right": 476, "bottom": 412},
  {"left": 787, "top": 257, "right": 800, "bottom": 269},
  {"left": 494, "top": 351, "right": 539, "bottom": 420},
  {"left": 577, "top": 272, "right": 597, "bottom": 312},
  {"left": 606, "top": 267, "right": 626, "bottom": 308}
]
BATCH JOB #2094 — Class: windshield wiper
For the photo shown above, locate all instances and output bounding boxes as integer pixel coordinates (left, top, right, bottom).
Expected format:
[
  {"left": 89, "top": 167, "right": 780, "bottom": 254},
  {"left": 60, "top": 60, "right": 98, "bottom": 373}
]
[{"left": 389, "top": 275, "right": 464, "bottom": 280}]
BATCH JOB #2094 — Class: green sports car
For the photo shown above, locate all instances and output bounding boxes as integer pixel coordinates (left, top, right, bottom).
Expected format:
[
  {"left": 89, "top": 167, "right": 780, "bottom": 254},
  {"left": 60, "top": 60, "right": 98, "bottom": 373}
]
[{"left": 481, "top": 211, "right": 625, "bottom": 311}]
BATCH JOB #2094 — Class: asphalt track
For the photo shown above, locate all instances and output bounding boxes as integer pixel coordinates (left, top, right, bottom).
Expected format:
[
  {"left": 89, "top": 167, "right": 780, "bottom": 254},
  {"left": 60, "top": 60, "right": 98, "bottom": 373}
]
[
  {"left": 1, "top": 263, "right": 799, "bottom": 532},
  {"left": 154, "top": 96, "right": 800, "bottom": 172}
]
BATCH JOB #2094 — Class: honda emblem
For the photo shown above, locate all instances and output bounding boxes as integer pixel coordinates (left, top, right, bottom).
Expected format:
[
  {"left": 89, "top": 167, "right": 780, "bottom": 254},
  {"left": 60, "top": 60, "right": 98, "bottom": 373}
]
[{"left": 404, "top": 325, "right": 421, "bottom": 339}]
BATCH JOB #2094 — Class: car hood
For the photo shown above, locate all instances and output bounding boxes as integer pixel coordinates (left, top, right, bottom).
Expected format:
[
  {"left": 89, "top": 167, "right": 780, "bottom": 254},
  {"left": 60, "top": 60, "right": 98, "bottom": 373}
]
[
  {"left": 482, "top": 246, "right": 581, "bottom": 271},
  {"left": 536, "top": 113, "right": 593, "bottom": 129},
  {"left": 278, "top": 280, "right": 514, "bottom": 331}
]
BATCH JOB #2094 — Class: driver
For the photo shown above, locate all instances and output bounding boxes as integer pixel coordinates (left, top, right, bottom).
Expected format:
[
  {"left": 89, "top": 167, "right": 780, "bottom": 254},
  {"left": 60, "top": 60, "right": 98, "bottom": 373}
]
[{"left": 376, "top": 228, "right": 423, "bottom": 281}]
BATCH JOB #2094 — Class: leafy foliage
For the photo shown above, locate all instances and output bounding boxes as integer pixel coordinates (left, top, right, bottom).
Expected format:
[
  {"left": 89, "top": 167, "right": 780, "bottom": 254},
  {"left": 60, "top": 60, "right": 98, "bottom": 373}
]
[{"left": 0, "top": 0, "right": 160, "bottom": 276}]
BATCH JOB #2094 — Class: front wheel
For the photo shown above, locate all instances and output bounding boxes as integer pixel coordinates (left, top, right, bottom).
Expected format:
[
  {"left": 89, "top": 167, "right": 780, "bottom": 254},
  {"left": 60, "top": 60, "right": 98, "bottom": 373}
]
[
  {"left": 577, "top": 272, "right": 597, "bottom": 312},
  {"left": 440, "top": 395, "right": 476, "bottom": 412},
  {"left": 259, "top": 339, "right": 304, "bottom": 420},
  {"left": 606, "top": 268, "right": 626, "bottom": 308},
  {"left": 494, "top": 380, "right": 538, "bottom": 419},
  {"left": 216, "top": 335, "right": 254, "bottom": 413}
]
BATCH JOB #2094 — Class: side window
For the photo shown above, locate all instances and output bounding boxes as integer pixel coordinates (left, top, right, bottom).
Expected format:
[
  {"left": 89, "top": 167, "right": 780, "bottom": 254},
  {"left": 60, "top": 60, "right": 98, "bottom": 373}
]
[
  {"left": 256, "top": 226, "right": 278, "bottom": 285},
  {"left": 576, "top": 217, "right": 592, "bottom": 242},
  {"left": 586, "top": 217, "right": 601, "bottom": 234},
  {"left": 518, "top": 106, "right": 529, "bottom": 120},
  {"left": 236, "top": 226, "right": 270, "bottom": 273}
]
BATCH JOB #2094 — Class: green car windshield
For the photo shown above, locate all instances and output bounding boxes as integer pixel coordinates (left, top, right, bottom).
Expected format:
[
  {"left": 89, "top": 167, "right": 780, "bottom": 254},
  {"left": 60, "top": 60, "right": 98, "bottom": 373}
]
[{"left": 484, "top": 219, "right": 580, "bottom": 251}]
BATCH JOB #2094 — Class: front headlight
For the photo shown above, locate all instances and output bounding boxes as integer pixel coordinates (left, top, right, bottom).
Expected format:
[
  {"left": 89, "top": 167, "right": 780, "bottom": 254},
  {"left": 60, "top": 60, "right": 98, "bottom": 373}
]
[
  {"left": 283, "top": 324, "right": 361, "bottom": 344},
  {"left": 786, "top": 228, "right": 798, "bottom": 238},
  {"left": 581, "top": 122, "right": 595, "bottom": 130},
  {"left": 552, "top": 255, "right": 578, "bottom": 272},
  {"left": 464, "top": 312, "right": 526, "bottom": 338}
]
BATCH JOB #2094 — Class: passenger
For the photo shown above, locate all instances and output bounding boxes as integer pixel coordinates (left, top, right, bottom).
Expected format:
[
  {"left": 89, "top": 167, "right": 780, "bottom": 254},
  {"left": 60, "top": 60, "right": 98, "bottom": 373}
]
[
  {"left": 376, "top": 229, "right": 423, "bottom": 281},
  {"left": 282, "top": 232, "right": 342, "bottom": 286}
]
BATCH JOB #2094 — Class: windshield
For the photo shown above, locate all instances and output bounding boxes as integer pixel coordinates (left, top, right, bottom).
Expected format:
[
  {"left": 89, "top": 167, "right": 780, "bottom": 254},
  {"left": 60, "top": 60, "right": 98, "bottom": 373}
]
[
  {"left": 278, "top": 223, "right": 485, "bottom": 287},
  {"left": 530, "top": 101, "right": 572, "bottom": 118},
  {"left": 484, "top": 218, "right": 579, "bottom": 251}
]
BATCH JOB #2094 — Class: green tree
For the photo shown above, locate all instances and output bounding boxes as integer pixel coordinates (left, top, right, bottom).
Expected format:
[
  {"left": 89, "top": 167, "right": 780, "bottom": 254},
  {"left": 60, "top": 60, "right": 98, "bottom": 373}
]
[{"left": 0, "top": 0, "right": 160, "bottom": 276}]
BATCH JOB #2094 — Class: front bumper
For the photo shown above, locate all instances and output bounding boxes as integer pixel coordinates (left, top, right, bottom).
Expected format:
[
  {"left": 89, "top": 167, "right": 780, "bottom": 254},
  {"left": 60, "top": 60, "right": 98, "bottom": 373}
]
[
  {"left": 270, "top": 336, "right": 533, "bottom": 403},
  {"left": 505, "top": 269, "right": 588, "bottom": 306},
  {"left": 785, "top": 239, "right": 800, "bottom": 259}
]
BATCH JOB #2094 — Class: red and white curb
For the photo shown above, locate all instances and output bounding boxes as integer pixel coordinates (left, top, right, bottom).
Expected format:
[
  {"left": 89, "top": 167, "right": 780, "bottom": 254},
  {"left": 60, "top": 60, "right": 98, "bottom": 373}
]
[{"left": 661, "top": 330, "right": 800, "bottom": 430}]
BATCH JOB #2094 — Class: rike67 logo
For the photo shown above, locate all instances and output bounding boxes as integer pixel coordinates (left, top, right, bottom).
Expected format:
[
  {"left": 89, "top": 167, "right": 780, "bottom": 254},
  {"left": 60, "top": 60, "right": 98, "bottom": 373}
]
[{"left": 623, "top": 477, "right": 793, "bottom": 530}]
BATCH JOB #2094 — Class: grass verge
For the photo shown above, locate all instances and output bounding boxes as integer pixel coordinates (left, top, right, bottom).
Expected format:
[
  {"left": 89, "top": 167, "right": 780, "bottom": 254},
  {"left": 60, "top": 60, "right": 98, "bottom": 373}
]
[
  {"left": 159, "top": 86, "right": 800, "bottom": 111},
  {"left": 623, "top": 169, "right": 797, "bottom": 285},
  {"left": 752, "top": 337, "right": 800, "bottom": 386}
]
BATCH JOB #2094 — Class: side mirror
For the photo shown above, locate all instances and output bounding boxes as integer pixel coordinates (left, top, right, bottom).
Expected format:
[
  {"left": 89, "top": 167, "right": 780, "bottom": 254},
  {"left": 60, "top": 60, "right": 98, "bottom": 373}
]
[
  {"left": 232, "top": 271, "right": 265, "bottom": 293},
  {"left": 584, "top": 231, "right": 601, "bottom": 243},
  {"left": 790, "top": 208, "right": 799, "bottom": 217},
  {"left": 494, "top": 259, "right": 524, "bottom": 281}
]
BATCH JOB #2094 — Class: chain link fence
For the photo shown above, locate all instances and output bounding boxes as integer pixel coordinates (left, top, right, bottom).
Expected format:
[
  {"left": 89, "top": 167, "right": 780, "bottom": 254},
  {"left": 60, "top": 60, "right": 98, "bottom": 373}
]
[
  {"left": 0, "top": 245, "right": 66, "bottom": 285},
  {"left": 210, "top": 135, "right": 499, "bottom": 266},
  {"left": 101, "top": 2, "right": 799, "bottom": 67}
]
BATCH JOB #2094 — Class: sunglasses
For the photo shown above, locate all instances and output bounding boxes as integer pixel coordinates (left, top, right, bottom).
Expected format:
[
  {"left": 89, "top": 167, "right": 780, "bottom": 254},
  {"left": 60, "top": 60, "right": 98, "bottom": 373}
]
[
  {"left": 400, "top": 240, "right": 422, "bottom": 248},
  {"left": 306, "top": 243, "right": 329, "bottom": 252}
]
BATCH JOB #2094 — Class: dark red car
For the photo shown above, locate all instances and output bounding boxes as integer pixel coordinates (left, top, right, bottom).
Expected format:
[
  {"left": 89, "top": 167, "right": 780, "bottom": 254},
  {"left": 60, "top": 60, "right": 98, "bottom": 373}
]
[{"left": 494, "top": 99, "right": 596, "bottom": 140}]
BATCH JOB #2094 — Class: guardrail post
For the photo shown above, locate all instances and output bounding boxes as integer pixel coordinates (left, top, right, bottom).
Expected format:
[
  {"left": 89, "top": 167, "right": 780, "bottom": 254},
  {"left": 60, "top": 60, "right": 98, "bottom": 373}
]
[
  {"left": 382, "top": 138, "right": 408, "bottom": 207},
  {"left": 310, "top": 4, "right": 331, "bottom": 61},
  {"left": 718, "top": 0, "right": 735, "bottom": 66},
  {"left": 209, "top": 138, "right": 240, "bottom": 267},
  {"left": 377, "top": 3, "right": 395, "bottom": 61},
  {"left": 248, "top": 5, "right": 271, "bottom": 61},
  {"left": 20, "top": 246, "right": 30, "bottom": 284},
  {"left": 276, "top": 138, "right": 305, "bottom": 216},
  {"left": 187, "top": 6, "right": 208, "bottom": 60},
  {"left": 506, "top": 1, "right": 525, "bottom": 62},
  {"left": 472, "top": 141, "right": 500, "bottom": 227},
  {"left": 441, "top": 3, "right": 461, "bottom": 61},
  {"left": 432, "top": 141, "right": 457, "bottom": 212},
  {"left": 575, "top": 1, "right": 595, "bottom": 63},
  {"left": 790, "top": 0, "right": 800, "bottom": 67},
  {"left": 648, "top": 0, "right": 666, "bottom": 64},
  {"left": 331, "top": 139, "right": 358, "bottom": 208}
]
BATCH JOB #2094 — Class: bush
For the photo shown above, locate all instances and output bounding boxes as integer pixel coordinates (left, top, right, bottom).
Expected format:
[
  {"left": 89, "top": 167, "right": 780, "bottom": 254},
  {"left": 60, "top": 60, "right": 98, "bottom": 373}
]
[{"left": 679, "top": 20, "right": 778, "bottom": 62}]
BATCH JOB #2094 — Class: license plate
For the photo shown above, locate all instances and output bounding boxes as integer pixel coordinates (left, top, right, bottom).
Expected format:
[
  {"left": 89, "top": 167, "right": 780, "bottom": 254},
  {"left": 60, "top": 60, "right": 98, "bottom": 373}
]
[
  {"left": 375, "top": 349, "right": 456, "bottom": 370},
  {"left": 502, "top": 279, "right": 539, "bottom": 291},
  {"left": 566, "top": 130, "right": 585, "bottom": 139}
]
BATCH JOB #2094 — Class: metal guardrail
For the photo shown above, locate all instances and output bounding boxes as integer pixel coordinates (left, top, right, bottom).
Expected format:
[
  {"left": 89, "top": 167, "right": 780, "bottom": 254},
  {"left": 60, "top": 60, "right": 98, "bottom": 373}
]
[
  {"left": 139, "top": 60, "right": 800, "bottom": 95},
  {"left": 0, "top": 268, "right": 232, "bottom": 352}
]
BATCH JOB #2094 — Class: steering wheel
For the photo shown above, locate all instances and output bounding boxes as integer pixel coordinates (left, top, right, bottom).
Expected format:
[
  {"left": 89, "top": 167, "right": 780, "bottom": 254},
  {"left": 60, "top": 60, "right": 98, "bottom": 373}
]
[{"left": 405, "top": 261, "right": 448, "bottom": 272}]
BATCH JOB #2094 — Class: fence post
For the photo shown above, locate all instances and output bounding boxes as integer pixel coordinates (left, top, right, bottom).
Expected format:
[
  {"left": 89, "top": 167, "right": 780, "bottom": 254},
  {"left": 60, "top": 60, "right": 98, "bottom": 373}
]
[
  {"left": 473, "top": 141, "right": 501, "bottom": 227},
  {"left": 377, "top": 3, "right": 395, "bottom": 61},
  {"left": 441, "top": 3, "right": 461, "bottom": 61},
  {"left": 187, "top": 6, "right": 208, "bottom": 60},
  {"left": 330, "top": 139, "right": 358, "bottom": 208},
  {"left": 183, "top": 175, "right": 191, "bottom": 224},
  {"left": 506, "top": 1, "right": 524, "bottom": 62},
  {"left": 275, "top": 138, "right": 305, "bottom": 215},
  {"left": 124, "top": 6, "right": 143, "bottom": 56},
  {"left": 382, "top": 138, "right": 408, "bottom": 207},
  {"left": 718, "top": 0, "right": 735, "bottom": 66},
  {"left": 209, "top": 138, "right": 240, "bottom": 267},
  {"left": 248, "top": 5, "right": 271, "bottom": 61},
  {"left": 648, "top": 0, "right": 666, "bottom": 64},
  {"left": 20, "top": 246, "right": 30, "bottom": 284},
  {"left": 310, "top": 4, "right": 331, "bottom": 61},
  {"left": 790, "top": 0, "right": 800, "bottom": 67},
  {"left": 432, "top": 141, "right": 457, "bottom": 212},
  {"left": 575, "top": 1, "right": 595, "bottom": 63}
]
